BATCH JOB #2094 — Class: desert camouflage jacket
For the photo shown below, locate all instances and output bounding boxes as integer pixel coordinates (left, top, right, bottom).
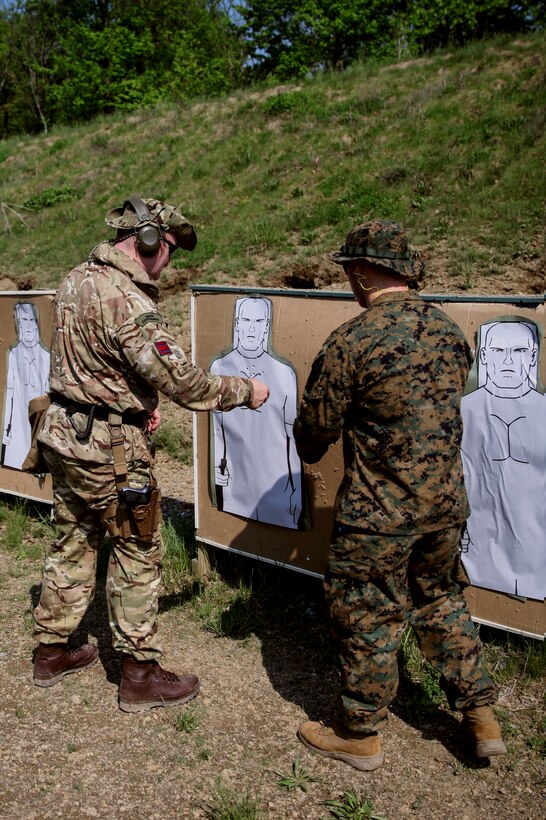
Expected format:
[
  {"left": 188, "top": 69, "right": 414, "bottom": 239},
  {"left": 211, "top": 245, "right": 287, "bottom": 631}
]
[
  {"left": 39, "top": 242, "right": 252, "bottom": 463},
  {"left": 294, "top": 291, "right": 472, "bottom": 534}
]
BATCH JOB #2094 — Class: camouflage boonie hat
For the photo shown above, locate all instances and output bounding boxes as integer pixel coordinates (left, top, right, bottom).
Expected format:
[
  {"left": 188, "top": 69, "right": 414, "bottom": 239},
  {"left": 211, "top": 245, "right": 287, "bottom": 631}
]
[
  {"left": 105, "top": 197, "right": 197, "bottom": 250},
  {"left": 330, "top": 220, "right": 424, "bottom": 283}
]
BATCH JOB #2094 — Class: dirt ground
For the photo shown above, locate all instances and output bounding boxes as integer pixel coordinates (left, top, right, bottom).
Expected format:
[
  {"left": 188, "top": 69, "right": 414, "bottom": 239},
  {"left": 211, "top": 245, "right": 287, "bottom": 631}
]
[
  {"left": 0, "top": 452, "right": 544, "bottom": 820},
  {"left": 262, "top": 252, "right": 545, "bottom": 298}
]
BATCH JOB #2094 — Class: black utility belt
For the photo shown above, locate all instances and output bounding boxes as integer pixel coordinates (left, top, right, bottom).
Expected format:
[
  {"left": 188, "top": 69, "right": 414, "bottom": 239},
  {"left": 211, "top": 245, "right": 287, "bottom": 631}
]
[{"left": 50, "top": 392, "right": 146, "bottom": 428}]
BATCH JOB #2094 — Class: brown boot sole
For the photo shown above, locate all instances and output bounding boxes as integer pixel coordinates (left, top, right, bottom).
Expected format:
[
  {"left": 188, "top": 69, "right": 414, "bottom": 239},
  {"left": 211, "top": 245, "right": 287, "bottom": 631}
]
[
  {"left": 297, "top": 730, "right": 384, "bottom": 771},
  {"left": 474, "top": 738, "right": 508, "bottom": 758},
  {"left": 33, "top": 656, "right": 99, "bottom": 688},
  {"left": 119, "top": 682, "right": 200, "bottom": 713}
]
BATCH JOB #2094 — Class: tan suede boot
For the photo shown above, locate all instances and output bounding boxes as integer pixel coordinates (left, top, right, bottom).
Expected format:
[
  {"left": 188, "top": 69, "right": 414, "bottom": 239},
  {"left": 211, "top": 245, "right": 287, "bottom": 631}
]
[
  {"left": 461, "top": 706, "right": 507, "bottom": 757},
  {"left": 298, "top": 720, "right": 384, "bottom": 771},
  {"left": 119, "top": 656, "right": 200, "bottom": 713},
  {"left": 33, "top": 642, "right": 98, "bottom": 687}
]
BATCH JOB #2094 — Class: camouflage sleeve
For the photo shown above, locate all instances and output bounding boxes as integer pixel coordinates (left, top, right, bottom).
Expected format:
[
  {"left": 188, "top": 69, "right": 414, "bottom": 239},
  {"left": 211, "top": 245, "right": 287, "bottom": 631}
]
[
  {"left": 294, "top": 331, "right": 354, "bottom": 463},
  {"left": 116, "top": 312, "right": 252, "bottom": 412}
]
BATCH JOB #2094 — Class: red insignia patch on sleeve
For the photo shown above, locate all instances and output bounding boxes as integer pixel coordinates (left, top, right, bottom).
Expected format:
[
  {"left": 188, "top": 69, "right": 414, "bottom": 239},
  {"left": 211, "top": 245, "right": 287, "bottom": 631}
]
[{"left": 155, "top": 340, "right": 172, "bottom": 356}]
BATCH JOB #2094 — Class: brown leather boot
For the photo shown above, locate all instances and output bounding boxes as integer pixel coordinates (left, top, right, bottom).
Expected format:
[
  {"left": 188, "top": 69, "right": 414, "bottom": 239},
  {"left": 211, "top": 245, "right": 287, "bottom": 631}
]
[
  {"left": 298, "top": 720, "right": 384, "bottom": 771},
  {"left": 119, "top": 656, "right": 200, "bottom": 713},
  {"left": 461, "top": 705, "right": 507, "bottom": 758},
  {"left": 33, "top": 642, "right": 99, "bottom": 687}
]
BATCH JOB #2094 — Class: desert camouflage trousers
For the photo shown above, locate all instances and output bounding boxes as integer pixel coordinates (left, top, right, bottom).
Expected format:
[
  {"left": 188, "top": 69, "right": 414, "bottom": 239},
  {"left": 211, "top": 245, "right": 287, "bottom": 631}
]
[
  {"left": 325, "top": 523, "right": 497, "bottom": 733},
  {"left": 33, "top": 448, "right": 164, "bottom": 661}
]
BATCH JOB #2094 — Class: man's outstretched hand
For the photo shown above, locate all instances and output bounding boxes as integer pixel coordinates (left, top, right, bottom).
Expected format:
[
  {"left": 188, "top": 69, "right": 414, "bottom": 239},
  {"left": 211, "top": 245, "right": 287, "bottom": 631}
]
[{"left": 247, "top": 379, "right": 269, "bottom": 409}]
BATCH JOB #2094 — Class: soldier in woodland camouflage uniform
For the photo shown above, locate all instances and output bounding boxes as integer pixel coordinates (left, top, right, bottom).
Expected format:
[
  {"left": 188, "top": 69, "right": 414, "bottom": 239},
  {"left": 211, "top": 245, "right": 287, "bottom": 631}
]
[
  {"left": 32, "top": 197, "right": 269, "bottom": 711},
  {"left": 294, "top": 220, "right": 506, "bottom": 770}
]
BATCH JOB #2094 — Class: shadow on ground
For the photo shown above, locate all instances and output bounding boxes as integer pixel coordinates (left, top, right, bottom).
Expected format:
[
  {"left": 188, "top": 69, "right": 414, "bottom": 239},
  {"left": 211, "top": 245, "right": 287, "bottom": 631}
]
[
  {"left": 28, "top": 505, "right": 495, "bottom": 768},
  {"left": 168, "top": 544, "right": 497, "bottom": 769}
]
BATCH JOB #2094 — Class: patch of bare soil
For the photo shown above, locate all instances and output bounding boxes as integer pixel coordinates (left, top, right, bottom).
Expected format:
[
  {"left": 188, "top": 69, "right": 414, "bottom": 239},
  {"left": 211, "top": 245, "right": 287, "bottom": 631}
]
[
  {"left": 263, "top": 249, "right": 544, "bottom": 297},
  {"left": 0, "top": 274, "right": 37, "bottom": 292},
  {"left": 0, "top": 457, "right": 544, "bottom": 820}
]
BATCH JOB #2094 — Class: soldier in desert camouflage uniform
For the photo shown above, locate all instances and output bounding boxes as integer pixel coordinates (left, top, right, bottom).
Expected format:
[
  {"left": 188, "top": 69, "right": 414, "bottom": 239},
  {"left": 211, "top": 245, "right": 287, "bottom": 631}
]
[
  {"left": 294, "top": 220, "right": 506, "bottom": 770},
  {"left": 32, "top": 197, "right": 269, "bottom": 711}
]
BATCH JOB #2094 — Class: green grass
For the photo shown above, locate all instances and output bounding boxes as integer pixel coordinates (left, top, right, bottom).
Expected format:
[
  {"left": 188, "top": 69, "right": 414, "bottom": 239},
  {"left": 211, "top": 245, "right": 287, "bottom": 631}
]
[
  {"left": 201, "top": 781, "right": 262, "bottom": 820},
  {"left": 23, "top": 185, "right": 76, "bottom": 212},
  {"left": 0, "top": 501, "right": 28, "bottom": 553},
  {"left": 153, "top": 420, "right": 193, "bottom": 464},
  {"left": 161, "top": 515, "right": 197, "bottom": 594},
  {"left": 396, "top": 627, "right": 447, "bottom": 721},
  {"left": 481, "top": 627, "right": 546, "bottom": 684},
  {"left": 168, "top": 702, "right": 202, "bottom": 733},
  {"left": 273, "top": 757, "right": 319, "bottom": 792},
  {"left": 0, "top": 32, "right": 543, "bottom": 293},
  {"left": 525, "top": 716, "right": 546, "bottom": 758},
  {"left": 190, "top": 575, "right": 259, "bottom": 637},
  {"left": 0, "top": 499, "right": 46, "bottom": 560},
  {"left": 322, "top": 791, "right": 387, "bottom": 820}
]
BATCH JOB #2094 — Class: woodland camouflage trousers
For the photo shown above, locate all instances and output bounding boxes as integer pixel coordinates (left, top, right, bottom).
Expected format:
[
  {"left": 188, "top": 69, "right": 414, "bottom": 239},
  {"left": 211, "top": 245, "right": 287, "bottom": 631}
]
[
  {"left": 33, "top": 449, "right": 164, "bottom": 661},
  {"left": 325, "top": 523, "right": 497, "bottom": 733}
]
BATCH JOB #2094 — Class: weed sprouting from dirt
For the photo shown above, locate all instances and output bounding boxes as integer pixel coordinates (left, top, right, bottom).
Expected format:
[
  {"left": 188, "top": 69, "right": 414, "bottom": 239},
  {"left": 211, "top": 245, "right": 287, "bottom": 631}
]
[
  {"left": 525, "top": 716, "right": 546, "bottom": 758},
  {"left": 322, "top": 790, "right": 387, "bottom": 820},
  {"left": 196, "top": 736, "right": 212, "bottom": 760},
  {"left": 169, "top": 702, "right": 202, "bottom": 733},
  {"left": 201, "top": 780, "right": 262, "bottom": 819},
  {"left": 273, "top": 757, "right": 319, "bottom": 792}
]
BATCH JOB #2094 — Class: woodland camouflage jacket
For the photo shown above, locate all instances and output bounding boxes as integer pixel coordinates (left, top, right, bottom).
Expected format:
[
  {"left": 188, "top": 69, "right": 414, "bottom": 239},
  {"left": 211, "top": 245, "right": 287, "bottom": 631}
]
[
  {"left": 39, "top": 242, "right": 252, "bottom": 464},
  {"left": 294, "top": 291, "right": 473, "bottom": 534}
]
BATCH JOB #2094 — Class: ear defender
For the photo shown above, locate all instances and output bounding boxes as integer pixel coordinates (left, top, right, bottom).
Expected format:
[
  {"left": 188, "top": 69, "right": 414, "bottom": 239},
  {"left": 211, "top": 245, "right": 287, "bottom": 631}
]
[{"left": 123, "top": 196, "right": 161, "bottom": 255}]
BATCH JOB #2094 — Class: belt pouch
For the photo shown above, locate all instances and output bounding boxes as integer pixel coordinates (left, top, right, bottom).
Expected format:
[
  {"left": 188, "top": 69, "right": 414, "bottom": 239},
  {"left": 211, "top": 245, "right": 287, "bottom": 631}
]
[{"left": 21, "top": 394, "right": 51, "bottom": 473}]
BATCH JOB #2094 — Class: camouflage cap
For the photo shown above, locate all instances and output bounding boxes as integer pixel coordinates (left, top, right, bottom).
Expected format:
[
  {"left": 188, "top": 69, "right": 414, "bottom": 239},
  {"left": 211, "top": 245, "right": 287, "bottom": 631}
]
[
  {"left": 330, "top": 220, "right": 424, "bottom": 283},
  {"left": 105, "top": 197, "right": 197, "bottom": 250}
]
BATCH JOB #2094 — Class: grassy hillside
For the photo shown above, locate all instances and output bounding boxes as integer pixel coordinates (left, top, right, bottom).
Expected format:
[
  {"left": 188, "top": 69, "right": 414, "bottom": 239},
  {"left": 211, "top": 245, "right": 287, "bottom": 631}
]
[{"left": 0, "top": 32, "right": 544, "bottom": 297}]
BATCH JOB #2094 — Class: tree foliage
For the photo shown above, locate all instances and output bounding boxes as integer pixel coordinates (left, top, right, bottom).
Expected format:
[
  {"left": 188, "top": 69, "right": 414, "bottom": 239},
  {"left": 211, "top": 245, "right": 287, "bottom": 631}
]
[
  {"left": 238, "top": 0, "right": 544, "bottom": 78},
  {"left": 0, "top": 0, "right": 245, "bottom": 135},
  {"left": 0, "top": 0, "right": 542, "bottom": 136}
]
